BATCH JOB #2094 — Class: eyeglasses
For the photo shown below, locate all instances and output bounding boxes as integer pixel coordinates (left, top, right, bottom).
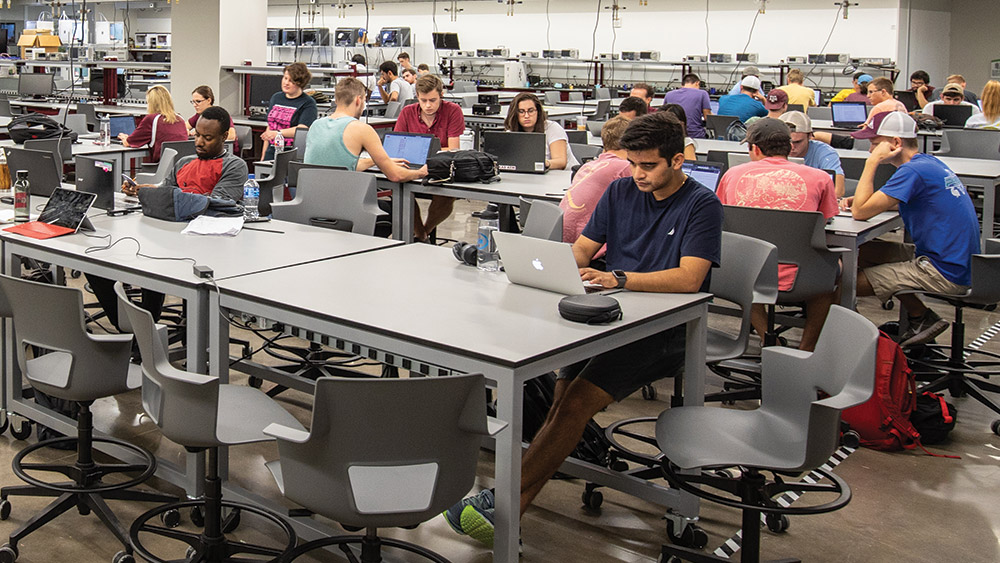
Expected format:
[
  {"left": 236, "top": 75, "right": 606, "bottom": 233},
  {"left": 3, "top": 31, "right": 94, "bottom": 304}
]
[
  {"left": 190, "top": 98, "right": 207, "bottom": 106},
  {"left": 517, "top": 107, "right": 538, "bottom": 116}
]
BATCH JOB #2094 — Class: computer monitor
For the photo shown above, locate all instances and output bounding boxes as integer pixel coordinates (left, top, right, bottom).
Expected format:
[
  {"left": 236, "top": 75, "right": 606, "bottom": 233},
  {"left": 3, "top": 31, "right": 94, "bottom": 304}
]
[
  {"left": 682, "top": 160, "right": 724, "bottom": 192},
  {"left": 18, "top": 73, "right": 53, "bottom": 99},
  {"left": 248, "top": 74, "right": 284, "bottom": 110},
  {"left": 281, "top": 29, "right": 300, "bottom": 46},
  {"left": 300, "top": 28, "right": 329, "bottom": 47},
  {"left": 814, "top": 90, "right": 822, "bottom": 106},
  {"left": 88, "top": 68, "right": 127, "bottom": 98},
  {"left": 432, "top": 32, "right": 460, "bottom": 50}
]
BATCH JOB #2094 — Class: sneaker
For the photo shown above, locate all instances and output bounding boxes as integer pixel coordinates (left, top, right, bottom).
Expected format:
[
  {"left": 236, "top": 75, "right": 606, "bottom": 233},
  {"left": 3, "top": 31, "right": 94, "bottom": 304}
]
[
  {"left": 461, "top": 505, "right": 495, "bottom": 548},
  {"left": 899, "top": 309, "right": 949, "bottom": 347},
  {"left": 442, "top": 488, "right": 494, "bottom": 536}
]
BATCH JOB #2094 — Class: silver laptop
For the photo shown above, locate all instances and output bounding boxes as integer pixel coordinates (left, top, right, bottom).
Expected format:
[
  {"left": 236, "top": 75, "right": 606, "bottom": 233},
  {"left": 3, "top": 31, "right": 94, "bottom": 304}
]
[{"left": 494, "top": 231, "right": 601, "bottom": 295}]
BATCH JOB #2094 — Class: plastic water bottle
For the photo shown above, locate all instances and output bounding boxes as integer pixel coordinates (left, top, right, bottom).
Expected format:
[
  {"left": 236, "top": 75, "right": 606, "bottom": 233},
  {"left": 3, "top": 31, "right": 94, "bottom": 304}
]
[
  {"left": 243, "top": 174, "right": 260, "bottom": 221},
  {"left": 476, "top": 203, "right": 500, "bottom": 272},
  {"left": 273, "top": 132, "right": 284, "bottom": 154},
  {"left": 100, "top": 117, "right": 111, "bottom": 147},
  {"left": 13, "top": 170, "right": 29, "bottom": 223}
]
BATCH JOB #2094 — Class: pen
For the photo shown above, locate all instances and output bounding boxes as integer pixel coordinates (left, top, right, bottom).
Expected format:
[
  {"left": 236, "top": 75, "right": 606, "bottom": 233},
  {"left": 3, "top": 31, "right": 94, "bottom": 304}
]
[{"left": 243, "top": 226, "right": 284, "bottom": 234}]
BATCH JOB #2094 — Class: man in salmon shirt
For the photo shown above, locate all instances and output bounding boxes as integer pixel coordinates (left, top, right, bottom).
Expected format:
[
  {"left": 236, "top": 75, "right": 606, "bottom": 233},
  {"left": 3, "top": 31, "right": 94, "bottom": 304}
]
[{"left": 123, "top": 106, "right": 247, "bottom": 201}]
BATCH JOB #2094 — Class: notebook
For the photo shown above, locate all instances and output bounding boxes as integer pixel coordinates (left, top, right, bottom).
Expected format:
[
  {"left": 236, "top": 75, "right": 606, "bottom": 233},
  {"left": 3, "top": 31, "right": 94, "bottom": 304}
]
[
  {"left": 4, "top": 188, "right": 96, "bottom": 239},
  {"left": 481, "top": 131, "right": 547, "bottom": 174},
  {"left": 682, "top": 160, "right": 724, "bottom": 192},
  {"left": 831, "top": 102, "right": 868, "bottom": 128},
  {"left": 493, "top": 231, "right": 602, "bottom": 295},
  {"left": 382, "top": 131, "right": 439, "bottom": 169}
]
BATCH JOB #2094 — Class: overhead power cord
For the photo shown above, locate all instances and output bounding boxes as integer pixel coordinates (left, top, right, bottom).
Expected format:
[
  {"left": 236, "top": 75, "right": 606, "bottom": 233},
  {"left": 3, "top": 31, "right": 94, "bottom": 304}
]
[
  {"left": 805, "top": 5, "right": 845, "bottom": 89},
  {"left": 726, "top": 7, "right": 761, "bottom": 92}
]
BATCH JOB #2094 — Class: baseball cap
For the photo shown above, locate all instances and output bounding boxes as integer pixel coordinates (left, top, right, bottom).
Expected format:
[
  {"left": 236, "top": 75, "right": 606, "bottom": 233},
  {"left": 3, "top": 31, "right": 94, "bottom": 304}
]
[
  {"left": 856, "top": 74, "right": 874, "bottom": 84},
  {"left": 742, "top": 66, "right": 760, "bottom": 77},
  {"left": 741, "top": 75, "right": 762, "bottom": 91},
  {"left": 764, "top": 88, "right": 788, "bottom": 110},
  {"left": 779, "top": 111, "right": 812, "bottom": 133},
  {"left": 851, "top": 111, "right": 917, "bottom": 140},
  {"left": 941, "top": 83, "right": 964, "bottom": 96},
  {"left": 742, "top": 117, "right": 791, "bottom": 146}
]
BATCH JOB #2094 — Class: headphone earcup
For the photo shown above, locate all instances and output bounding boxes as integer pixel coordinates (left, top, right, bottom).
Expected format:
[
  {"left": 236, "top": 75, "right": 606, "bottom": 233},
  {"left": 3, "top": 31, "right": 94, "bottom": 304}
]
[{"left": 453, "top": 242, "right": 478, "bottom": 266}]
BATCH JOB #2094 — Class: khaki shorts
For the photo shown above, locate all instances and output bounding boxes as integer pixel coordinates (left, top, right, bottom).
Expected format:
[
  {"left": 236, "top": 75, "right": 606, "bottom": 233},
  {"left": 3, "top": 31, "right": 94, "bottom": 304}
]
[{"left": 862, "top": 242, "right": 968, "bottom": 303}]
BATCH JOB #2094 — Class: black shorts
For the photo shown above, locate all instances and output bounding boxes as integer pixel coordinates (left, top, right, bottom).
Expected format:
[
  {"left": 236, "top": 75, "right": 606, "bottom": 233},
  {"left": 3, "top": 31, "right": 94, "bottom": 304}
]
[{"left": 557, "top": 326, "right": 686, "bottom": 402}]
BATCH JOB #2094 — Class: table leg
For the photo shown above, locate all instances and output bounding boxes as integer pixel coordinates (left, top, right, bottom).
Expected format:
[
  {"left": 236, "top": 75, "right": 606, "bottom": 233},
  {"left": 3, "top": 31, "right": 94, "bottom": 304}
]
[
  {"left": 399, "top": 184, "right": 415, "bottom": 243},
  {"left": 840, "top": 242, "right": 860, "bottom": 309},
  {"left": 984, "top": 179, "right": 998, "bottom": 248},
  {"left": 493, "top": 372, "right": 523, "bottom": 563}
]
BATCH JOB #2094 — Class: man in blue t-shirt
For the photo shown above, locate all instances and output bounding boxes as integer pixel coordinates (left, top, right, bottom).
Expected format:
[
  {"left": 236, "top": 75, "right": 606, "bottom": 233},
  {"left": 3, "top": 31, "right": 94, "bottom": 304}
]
[
  {"left": 717, "top": 75, "right": 767, "bottom": 124},
  {"left": 848, "top": 111, "right": 980, "bottom": 347},
  {"left": 444, "top": 112, "right": 724, "bottom": 548},
  {"left": 781, "top": 111, "right": 846, "bottom": 197}
]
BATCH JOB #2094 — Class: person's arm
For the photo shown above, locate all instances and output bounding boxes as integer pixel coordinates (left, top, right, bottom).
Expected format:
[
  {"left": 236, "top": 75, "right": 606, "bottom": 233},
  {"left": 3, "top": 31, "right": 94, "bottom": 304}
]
[
  {"left": 851, "top": 142, "right": 902, "bottom": 220},
  {"left": 361, "top": 124, "right": 426, "bottom": 182},
  {"left": 834, "top": 174, "right": 845, "bottom": 198},
  {"left": 445, "top": 102, "right": 466, "bottom": 150},
  {"left": 548, "top": 139, "right": 569, "bottom": 170},
  {"left": 446, "top": 136, "right": 461, "bottom": 150},
  {"left": 210, "top": 156, "right": 250, "bottom": 201},
  {"left": 356, "top": 157, "right": 375, "bottom": 171},
  {"left": 572, "top": 235, "right": 603, "bottom": 267},
  {"left": 581, "top": 255, "right": 713, "bottom": 292},
  {"left": 916, "top": 85, "right": 930, "bottom": 109},
  {"left": 684, "top": 142, "right": 696, "bottom": 160}
]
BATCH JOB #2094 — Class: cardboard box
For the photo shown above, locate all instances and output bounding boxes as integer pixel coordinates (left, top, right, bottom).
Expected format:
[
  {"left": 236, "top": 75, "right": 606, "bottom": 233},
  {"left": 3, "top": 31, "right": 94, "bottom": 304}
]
[{"left": 17, "top": 30, "right": 62, "bottom": 59}]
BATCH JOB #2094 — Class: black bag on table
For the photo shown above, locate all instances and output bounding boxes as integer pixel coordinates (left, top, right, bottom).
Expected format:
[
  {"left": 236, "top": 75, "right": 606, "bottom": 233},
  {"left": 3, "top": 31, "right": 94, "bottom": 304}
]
[
  {"left": 8, "top": 112, "right": 78, "bottom": 144},
  {"left": 424, "top": 150, "right": 499, "bottom": 185}
]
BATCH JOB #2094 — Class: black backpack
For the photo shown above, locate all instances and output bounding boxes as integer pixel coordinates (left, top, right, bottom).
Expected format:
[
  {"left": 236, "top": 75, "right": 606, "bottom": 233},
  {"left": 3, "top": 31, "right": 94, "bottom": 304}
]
[
  {"left": 8, "top": 112, "right": 78, "bottom": 144},
  {"left": 424, "top": 150, "right": 499, "bottom": 185},
  {"left": 910, "top": 391, "right": 957, "bottom": 444}
]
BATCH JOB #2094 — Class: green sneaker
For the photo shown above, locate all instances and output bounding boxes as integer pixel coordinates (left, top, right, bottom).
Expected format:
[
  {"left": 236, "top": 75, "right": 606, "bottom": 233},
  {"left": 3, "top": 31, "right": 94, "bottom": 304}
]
[
  {"left": 442, "top": 488, "right": 494, "bottom": 535},
  {"left": 460, "top": 505, "right": 495, "bottom": 549}
]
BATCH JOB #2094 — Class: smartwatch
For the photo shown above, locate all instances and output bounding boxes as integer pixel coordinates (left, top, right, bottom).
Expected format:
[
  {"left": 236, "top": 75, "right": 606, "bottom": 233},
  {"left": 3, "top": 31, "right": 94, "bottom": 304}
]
[{"left": 612, "top": 269, "right": 627, "bottom": 289}]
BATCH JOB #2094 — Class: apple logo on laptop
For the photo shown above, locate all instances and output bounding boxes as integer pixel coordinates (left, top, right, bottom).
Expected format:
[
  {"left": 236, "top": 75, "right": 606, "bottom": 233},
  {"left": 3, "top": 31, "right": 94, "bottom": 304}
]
[{"left": 532, "top": 258, "right": 544, "bottom": 271}]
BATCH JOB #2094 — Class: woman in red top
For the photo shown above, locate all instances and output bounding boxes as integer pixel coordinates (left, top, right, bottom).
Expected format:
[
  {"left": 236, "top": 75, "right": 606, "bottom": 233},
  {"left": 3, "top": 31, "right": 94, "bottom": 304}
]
[
  {"left": 119, "top": 85, "right": 188, "bottom": 162},
  {"left": 187, "top": 85, "right": 238, "bottom": 153}
]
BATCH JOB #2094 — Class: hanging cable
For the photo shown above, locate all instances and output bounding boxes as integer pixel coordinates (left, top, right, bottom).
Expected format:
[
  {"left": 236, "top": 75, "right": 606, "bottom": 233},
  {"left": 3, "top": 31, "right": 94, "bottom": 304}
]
[
  {"left": 805, "top": 5, "right": 845, "bottom": 89},
  {"left": 726, "top": 8, "right": 761, "bottom": 93}
]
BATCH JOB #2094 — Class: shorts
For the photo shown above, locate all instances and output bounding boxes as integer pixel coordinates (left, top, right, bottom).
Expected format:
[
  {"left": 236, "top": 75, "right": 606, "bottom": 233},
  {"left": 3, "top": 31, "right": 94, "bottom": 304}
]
[
  {"left": 862, "top": 242, "right": 968, "bottom": 303},
  {"left": 557, "top": 326, "right": 686, "bottom": 402}
]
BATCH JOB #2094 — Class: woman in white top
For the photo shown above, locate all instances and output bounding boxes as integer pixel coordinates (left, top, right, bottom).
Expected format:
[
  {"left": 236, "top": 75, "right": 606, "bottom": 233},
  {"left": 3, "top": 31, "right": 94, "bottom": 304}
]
[
  {"left": 966, "top": 80, "right": 1000, "bottom": 130},
  {"left": 503, "top": 92, "right": 579, "bottom": 170}
]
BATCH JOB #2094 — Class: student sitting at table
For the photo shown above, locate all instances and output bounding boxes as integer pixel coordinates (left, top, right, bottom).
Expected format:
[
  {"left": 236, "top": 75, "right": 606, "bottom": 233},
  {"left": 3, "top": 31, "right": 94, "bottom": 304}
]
[
  {"left": 616, "top": 96, "right": 648, "bottom": 120},
  {"left": 303, "top": 77, "right": 427, "bottom": 183},
  {"left": 187, "top": 85, "right": 238, "bottom": 152},
  {"left": 261, "top": 62, "right": 318, "bottom": 160},
  {"left": 119, "top": 84, "right": 188, "bottom": 163},
  {"left": 444, "top": 112, "right": 723, "bottom": 548},
  {"left": 503, "top": 92, "right": 579, "bottom": 170},
  {"left": 90, "top": 106, "right": 249, "bottom": 342}
]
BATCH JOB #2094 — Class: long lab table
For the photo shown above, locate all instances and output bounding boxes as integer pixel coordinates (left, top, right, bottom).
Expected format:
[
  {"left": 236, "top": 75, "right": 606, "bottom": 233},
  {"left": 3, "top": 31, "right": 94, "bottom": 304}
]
[{"left": 211, "top": 242, "right": 711, "bottom": 563}]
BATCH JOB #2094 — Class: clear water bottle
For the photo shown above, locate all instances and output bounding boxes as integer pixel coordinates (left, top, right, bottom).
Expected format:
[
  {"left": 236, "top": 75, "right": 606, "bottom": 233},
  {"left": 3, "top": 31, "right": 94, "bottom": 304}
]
[
  {"left": 273, "top": 131, "right": 284, "bottom": 154},
  {"left": 13, "top": 170, "right": 29, "bottom": 223},
  {"left": 243, "top": 174, "right": 260, "bottom": 221},
  {"left": 476, "top": 203, "right": 500, "bottom": 272},
  {"left": 100, "top": 117, "right": 111, "bottom": 147}
]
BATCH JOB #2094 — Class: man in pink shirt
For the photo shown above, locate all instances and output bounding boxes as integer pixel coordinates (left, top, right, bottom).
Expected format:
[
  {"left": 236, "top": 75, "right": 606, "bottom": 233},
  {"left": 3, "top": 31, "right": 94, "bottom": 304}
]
[
  {"left": 717, "top": 118, "right": 839, "bottom": 351},
  {"left": 559, "top": 116, "right": 632, "bottom": 245},
  {"left": 865, "top": 77, "right": 908, "bottom": 126}
]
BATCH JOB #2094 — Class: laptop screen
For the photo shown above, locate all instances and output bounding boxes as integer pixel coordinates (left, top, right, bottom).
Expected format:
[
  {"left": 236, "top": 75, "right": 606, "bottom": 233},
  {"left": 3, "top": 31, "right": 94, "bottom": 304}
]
[
  {"left": 682, "top": 161, "right": 723, "bottom": 192},
  {"left": 109, "top": 115, "right": 137, "bottom": 138},
  {"left": 831, "top": 102, "right": 868, "bottom": 124},
  {"left": 382, "top": 132, "right": 434, "bottom": 166},
  {"left": 37, "top": 188, "right": 96, "bottom": 230}
]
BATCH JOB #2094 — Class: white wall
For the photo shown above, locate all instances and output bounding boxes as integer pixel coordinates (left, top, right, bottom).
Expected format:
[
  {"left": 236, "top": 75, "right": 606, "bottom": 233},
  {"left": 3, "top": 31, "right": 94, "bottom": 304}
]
[
  {"left": 949, "top": 0, "right": 999, "bottom": 93},
  {"left": 896, "top": 1, "right": 951, "bottom": 91}
]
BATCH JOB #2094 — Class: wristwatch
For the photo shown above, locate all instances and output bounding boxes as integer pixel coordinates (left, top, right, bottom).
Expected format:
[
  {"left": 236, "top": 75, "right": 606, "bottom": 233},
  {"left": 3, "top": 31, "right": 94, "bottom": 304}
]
[{"left": 612, "top": 269, "right": 627, "bottom": 289}]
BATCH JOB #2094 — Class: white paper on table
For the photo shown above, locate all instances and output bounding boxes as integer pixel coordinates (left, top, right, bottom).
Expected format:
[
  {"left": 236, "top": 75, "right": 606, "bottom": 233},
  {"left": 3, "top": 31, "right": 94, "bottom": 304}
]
[{"left": 181, "top": 215, "right": 244, "bottom": 236}]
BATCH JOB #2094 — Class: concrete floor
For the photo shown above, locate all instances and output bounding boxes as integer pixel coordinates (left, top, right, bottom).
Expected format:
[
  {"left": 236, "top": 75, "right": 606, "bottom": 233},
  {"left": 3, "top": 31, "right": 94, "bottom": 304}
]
[{"left": 0, "top": 199, "right": 998, "bottom": 562}]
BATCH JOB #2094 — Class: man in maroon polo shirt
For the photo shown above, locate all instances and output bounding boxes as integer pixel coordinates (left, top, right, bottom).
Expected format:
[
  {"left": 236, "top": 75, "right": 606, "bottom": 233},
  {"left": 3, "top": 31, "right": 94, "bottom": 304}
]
[{"left": 393, "top": 74, "right": 466, "bottom": 241}]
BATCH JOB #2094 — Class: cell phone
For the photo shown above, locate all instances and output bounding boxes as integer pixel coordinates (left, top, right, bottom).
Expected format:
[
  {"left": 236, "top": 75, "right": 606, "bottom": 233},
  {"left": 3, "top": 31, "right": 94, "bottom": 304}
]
[{"left": 122, "top": 174, "right": 137, "bottom": 187}]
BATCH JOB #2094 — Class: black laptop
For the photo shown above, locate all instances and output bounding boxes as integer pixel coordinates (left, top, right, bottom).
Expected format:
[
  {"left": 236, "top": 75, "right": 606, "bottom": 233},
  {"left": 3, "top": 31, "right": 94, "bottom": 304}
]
[
  {"left": 3, "top": 147, "right": 63, "bottom": 197},
  {"left": 893, "top": 90, "right": 919, "bottom": 112},
  {"left": 831, "top": 102, "right": 869, "bottom": 129},
  {"left": 75, "top": 155, "right": 124, "bottom": 211},
  {"left": 108, "top": 115, "right": 137, "bottom": 143},
  {"left": 481, "top": 131, "right": 547, "bottom": 174},
  {"left": 932, "top": 104, "right": 974, "bottom": 128}
]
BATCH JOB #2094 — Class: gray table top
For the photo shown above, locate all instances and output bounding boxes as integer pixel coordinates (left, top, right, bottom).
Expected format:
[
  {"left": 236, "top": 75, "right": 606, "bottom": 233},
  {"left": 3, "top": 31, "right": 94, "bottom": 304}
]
[
  {"left": 826, "top": 211, "right": 902, "bottom": 236},
  {"left": 0, "top": 212, "right": 400, "bottom": 286},
  {"left": 0, "top": 138, "right": 150, "bottom": 158},
  {"left": 9, "top": 100, "right": 149, "bottom": 117},
  {"left": 217, "top": 243, "right": 712, "bottom": 369},
  {"left": 406, "top": 169, "right": 572, "bottom": 202},
  {"left": 461, "top": 105, "right": 581, "bottom": 120}
]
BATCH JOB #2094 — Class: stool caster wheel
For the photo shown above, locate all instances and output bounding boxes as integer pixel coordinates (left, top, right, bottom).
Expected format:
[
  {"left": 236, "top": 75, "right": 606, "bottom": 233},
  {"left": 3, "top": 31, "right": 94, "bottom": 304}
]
[
  {"left": 842, "top": 430, "right": 861, "bottom": 449},
  {"left": 9, "top": 420, "right": 31, "bottom": 441},
  {"left": 248, "top": 377, "right": 263, "bottom": 389},
  {"left": 159, "top": 508, "right": 181, "bottom": 528},
  {"left": 765, "top": 513, "right": 790, "bottom": 533},
  {"left": 0, "top": 544, "right": 17, "bottom": 563},
  {"left": 582, "top": 487, "right": 603, "bottom": 510},
  {"left": 112, "top": 551, "right": 134, "bottom": 563},
  {"left": 991, "top": 419, "right": 1000, "bottom": 436},
  {"left": 222, "top": 507, "right": 241, "bottom": 533},
  {"left": 882, "top": 300, "right": 894, "bottom": 310},
  {"left": 642, "top": 385, "right": 658, "bottom": 401},
  {"left": 70, "top": 269, "right": 81, "bottom": 279},
  {"left": 185, "top": 546, "right": 196, "bottom": 559},
  {"left": 189, "top": 505, "right": 204, "bottom": 527},
  {"left": 667, "top": 520, "right": 708, "bottom": 549},
  {"left": 342, "top": 524, "right": 364, "bottom": 532},
  {"left": 0, "top": 499, "right": 10, "bottom": 521}
]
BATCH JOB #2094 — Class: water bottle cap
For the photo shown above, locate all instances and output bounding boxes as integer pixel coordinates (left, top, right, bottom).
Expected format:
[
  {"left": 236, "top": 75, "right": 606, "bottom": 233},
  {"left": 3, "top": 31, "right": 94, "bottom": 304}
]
[
  {"left": 15, "top": 170, "right": 27, "bottom": 179},
  {"left": 247, "top": 174, "right": 255, "bottom": 180}
]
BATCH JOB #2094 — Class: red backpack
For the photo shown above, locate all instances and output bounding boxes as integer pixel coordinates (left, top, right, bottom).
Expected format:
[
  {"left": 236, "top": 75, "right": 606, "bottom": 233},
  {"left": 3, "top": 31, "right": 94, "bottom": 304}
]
[{"left": 840, "top": 331, "right": 920, "bottom": 450}]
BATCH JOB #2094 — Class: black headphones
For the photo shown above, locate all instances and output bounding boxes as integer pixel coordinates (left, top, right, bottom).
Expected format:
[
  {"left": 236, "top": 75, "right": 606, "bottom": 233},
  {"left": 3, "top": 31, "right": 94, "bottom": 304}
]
[{"left": 452, "top": 241, "right": 478, "bottom": 266}]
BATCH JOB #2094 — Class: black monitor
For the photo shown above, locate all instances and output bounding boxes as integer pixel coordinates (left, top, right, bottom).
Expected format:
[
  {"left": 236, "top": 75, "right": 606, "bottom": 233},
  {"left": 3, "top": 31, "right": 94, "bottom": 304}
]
[
  {"left": 432, "top": 32, "right": 460, "bottom": 50},
  {"left": 88, "top": 68, "right": 127, "bottom": 98},
  {"left": 18, "top": 73, "right": 53, "bottom": 99},
  {"left": 379, "top": 29, "right": 397, "bottom": 47},
  {"left": 281, "top": 29, "right": 300, "bottom": 46},
  {"left": 300, "top": 28, "right": 329, "bottom": 47},
  {"left": 266, "top": 28, "right": 280, "bottom": 46},
  {"left": 248, "top": 74, "right": 284, "bottom": 110}
]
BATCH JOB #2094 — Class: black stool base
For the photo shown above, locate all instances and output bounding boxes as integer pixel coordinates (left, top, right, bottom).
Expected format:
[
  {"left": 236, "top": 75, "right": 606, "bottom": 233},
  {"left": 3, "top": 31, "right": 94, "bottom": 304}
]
[{"left": 285, "top": 534, "right": 451, "bottom": 563}]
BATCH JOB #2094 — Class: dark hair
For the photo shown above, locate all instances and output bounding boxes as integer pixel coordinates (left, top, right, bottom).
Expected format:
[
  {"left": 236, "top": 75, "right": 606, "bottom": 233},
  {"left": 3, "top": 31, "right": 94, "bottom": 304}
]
[
  {"left": 682, "top": 73, "right": 701, "bottom": 86},
  {"left": 351, "top": 54, "right": 366, "bottom": 65},
  {"left": 631, "top": 83, "right": 654, "bottom": 100},
  {"left": 199, "top": 106, "right": 231, "bottom": 136},
  {"left": 505, "top": 92, "right": 547, "bottom": 133},
  {"left": 192, "top": 85, "right": 215, "bottom": 105},
  {"left": 285, "top": 62, "right": 312, "bottom": 88},
  {"left": 379, "top": 60, "right": 399, "bottom": 76},
  {"left": 619, "top": 112, "right": 685, "bottom": 161},
  {"left": 910, "top": 70, "right": 930, "bottom": 84},
  {"left": 753, "top": 135, "right": 792, "bottom": 158},
  {"left": 417, "top": 63, "right": 430, "bottom": 71},
  {"left": 415, "top": 74, "right": 444, "bottom": 95},
  {"left": 618, "top": 96, "right": 648, "bottom": 116},
  {"left": 660, "top": 103, "right": 689, "bottom": 136},
  {"left": 398, "top": 52, "right": 410, "bottom": 61},
  {"left": 870, "top": 77, "right": 894, "bottom": 95}
]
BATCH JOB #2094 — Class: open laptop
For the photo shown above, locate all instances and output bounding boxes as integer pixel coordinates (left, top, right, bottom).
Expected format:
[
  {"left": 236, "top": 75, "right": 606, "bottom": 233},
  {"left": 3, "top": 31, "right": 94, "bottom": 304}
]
[
  {"left": 75, "top": 155, "right": 138, "bottom": 211},
  {"left": 4, "top": 187, "right": 96, "bottom": 239},
  {"left": 831, "top": 102, "right": 869, "bottom": 129},
  {"left": 493, "top": 231, "right": 602, "bottom": 295},
  {"left": 787, "top": 104, "right": 805, "bottom": 114},
  {"left": 108, "top": 115, "right": 137, "bottom": 143},
  {"left": 565, "top": 130, "right": 588, "bottom": 144},
  {"left": 3, "top": 147, "right": 63, "bottom": 197},
  {"left": 481, "top": 131, "right": 547, "bottom": 174},
  {"left": 932, "top": 104, "right": 973, "bottom": 127},
  {"left": 893, "top": 90, "right": 919, "bottom": 112},
  {"left": 682, "top": 160, "right": 724, "bottom": 192},
  {"left": 382, "top": 131, "right": 440, "bottom": 169}
]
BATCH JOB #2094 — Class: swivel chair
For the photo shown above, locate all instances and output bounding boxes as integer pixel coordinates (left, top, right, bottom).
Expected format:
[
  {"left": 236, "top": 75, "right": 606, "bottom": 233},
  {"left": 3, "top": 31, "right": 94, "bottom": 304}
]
[
  {"left": 115, "top": 284, "right": 302, "bottom": 563},
  {"left": 272, "top": 168, "right": 386, "bottom": 236},
  {"left": 256, "top": 147, "right": 298, "bottom": 216},
  {"left": 133, "top": 147, "right": 177, "bottom": 185},
  {"left": 264, "top": 375, "right": 502, "bottom": 563},
  {"left": 705, "top": 115, "right": 740, "bottom": 140},
  {"left": 518, "top": 197, "right": 564, "bottom": 242},
  {"left": 657, "top": 306, "right": 877, "bottom": 563},
  {"left": 77, "top": 103, "right": 98, "bottom": 131},
  {"left": 0, "top": 275, "right": 177, "bottom": 563},
  {"left": 233, "top": 125, "right": 252, "bottom": 158}
]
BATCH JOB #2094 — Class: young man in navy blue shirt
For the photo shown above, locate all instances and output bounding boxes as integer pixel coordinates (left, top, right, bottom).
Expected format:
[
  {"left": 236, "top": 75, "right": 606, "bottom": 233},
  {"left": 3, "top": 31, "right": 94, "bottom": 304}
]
[{"left": 445, "top": 112, "right": 724, "bottom": 548}]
